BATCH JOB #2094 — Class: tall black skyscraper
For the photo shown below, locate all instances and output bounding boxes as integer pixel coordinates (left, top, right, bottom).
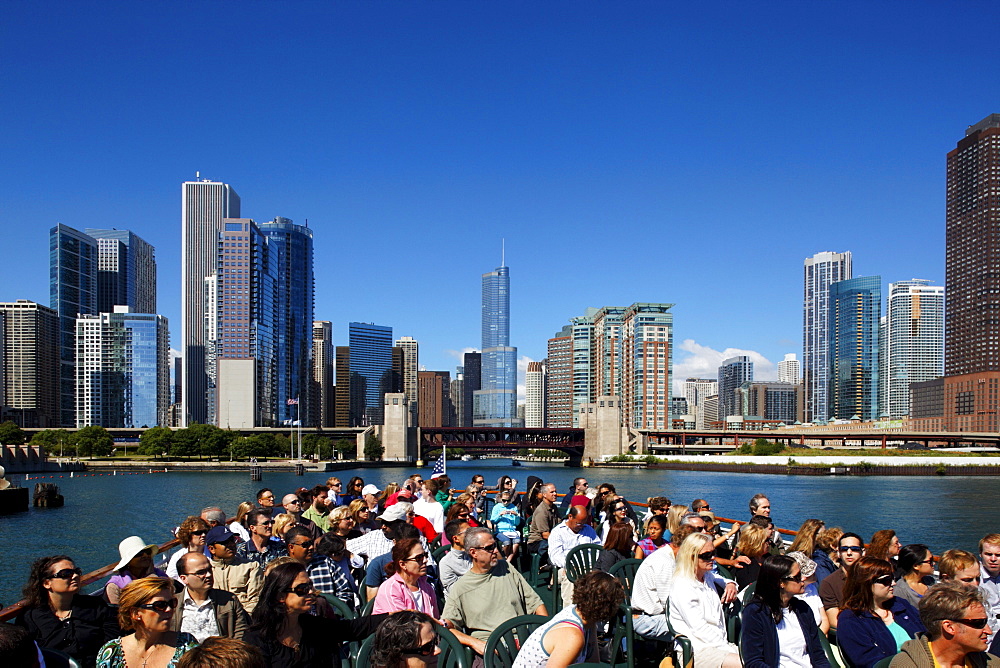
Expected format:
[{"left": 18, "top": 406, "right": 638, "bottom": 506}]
[{"left": 462, "top": 351, "right": 481, "bottom": 428}]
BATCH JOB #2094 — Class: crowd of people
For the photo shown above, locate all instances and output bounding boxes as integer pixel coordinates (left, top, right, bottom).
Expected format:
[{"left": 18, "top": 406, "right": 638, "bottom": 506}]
[{"left": 4, "top": 471, "right": 1000, "bottom": 668}]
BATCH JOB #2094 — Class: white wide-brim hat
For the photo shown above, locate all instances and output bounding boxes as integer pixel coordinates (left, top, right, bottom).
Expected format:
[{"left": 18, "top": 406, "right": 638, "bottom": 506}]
[{"left": 114, "top": 535, "right": 158, "bottom": 571}]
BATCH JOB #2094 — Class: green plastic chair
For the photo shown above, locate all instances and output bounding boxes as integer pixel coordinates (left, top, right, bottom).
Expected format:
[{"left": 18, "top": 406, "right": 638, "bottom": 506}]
[
  {"left": 872, "top": 656, "right": 894, "bottom": 668},
  {"left": 565, "top": 544, "right": 605, "bottom": 583},
  {"left": 819, "top": 630, "right": 845, "bottom": 668},
  {"left": 608, "top": 603, "right": 636, "bottom": 668},
  {"left": 433, "top": 543, "right": 451, "bottom": 564},
  {"left": 321, "top": 592, "right": 357, "bottom": 619},
  {"left": 360, "top": 597, "right": 376, "bottom": 616},
  {"left": 607, "top": 558, "right": 642, "bottom": 600},
  {"left": 665, "top": 598, "right": 694, "bottom": 668},
  {"left": 483, "top": 614, "right": 548, "bottom": 668},
  {"left": 436, "top": 624, "right": 474, "bottom": 668}
]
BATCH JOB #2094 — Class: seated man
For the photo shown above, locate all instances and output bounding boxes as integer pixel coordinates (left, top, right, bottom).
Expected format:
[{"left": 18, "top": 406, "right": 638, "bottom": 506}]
[
  {"left": 285, "top": 526, "right": 354, "bottom": 606},
  {"left": 172, "top": 552, "right": 249, "bottom": 641},
  {"left": 438, "top": 518, "right": 472, "bottom": 593},
  {"left": 206, "top": 526, "right": 263, "bottom": 613},
  {"left": 442, "top": 528, "right": 547, "bottom": 657},
  {"left": 890, "top": 581, "right": 1000, "bottom": 668},
  {"left": 820, "top": 531, "right": 865, "bottom": 629},
  {"left": 631, "top": 524, "right": 701, "bottom": 640},
  {"left": 236, "top": 509, "right": 286, "bottom": 572},
  {"left": 548, "top": 505, "right": 601, "bottom": 609}
]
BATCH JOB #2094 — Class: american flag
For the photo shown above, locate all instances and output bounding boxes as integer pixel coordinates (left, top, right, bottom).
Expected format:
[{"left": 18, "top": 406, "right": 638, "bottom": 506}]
[
  {"left": 286, "top": 398, "right": 299, "bottom": 405},
  {"left": 431, "top": 453, "right": 446, "bottom": 478}
]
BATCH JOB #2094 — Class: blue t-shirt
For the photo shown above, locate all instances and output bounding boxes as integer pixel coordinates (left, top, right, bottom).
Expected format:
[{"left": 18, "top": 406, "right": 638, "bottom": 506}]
[{"left": 365, "top": 552, "right": 393, "bottom": 587}]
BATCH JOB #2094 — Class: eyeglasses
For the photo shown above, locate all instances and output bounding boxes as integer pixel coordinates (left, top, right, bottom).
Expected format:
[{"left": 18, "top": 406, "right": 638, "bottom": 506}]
[
  {"left": 285, "top": 583, "right": 315, "bottom": 597},
  {"left": 405, "top": 553, "right": 429, "bottom": 563},
  {"left": 332, "top": 483, "right": 342, "bottom": 487},
  {"left": 949, "top": 617, "right": 989, "bottom": 629},
  {"left": 138, "top": 599, "right": 178, "bottom": 613},
  {"left": 49, "top": 567, "right": 82, "bottom": 580},
  {"left": 475, "top": 543, "right": 498, "bottom": 553},
  {"left": 839, "top": 546, "right": 864, "bottom": 553},
  {"left": 186, "top": 568, "right": 213, "bottom": 578},
  {"left": 782, "top": 573, "right": 804, "bottom": 583},
  {"left": 288, "top": 541, "right": 313, "bottom": 550},
  {"left": 402, "top": 638, "right": 438, "bottom": 656},
  {"left": 695, "top": 505, "right": 711, "bottom": 511},
  {"left": 457, "top": 512, "right": 470, "bottom": 518},
  {"left": 873, "top": 575, "right": 895, "bottom": 587},
  {"left": 698, "top": 551, "right": 716, "bottom": 562},
  {"left": 256, "top": 520, "right": 274, "bottom": 526},
  {"left": 287, "top": 499, "right": 303, "bottom": 506},
  {"left": 190, "top": 530, "right": 208, "bottom": 536}
]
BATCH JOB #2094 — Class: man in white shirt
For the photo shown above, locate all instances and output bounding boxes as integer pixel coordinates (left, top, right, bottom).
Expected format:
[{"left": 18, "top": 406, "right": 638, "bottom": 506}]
[
  {"left": 978, "top": 533, "right": 1000, "bottom": 650},
  {"left": 172, "top": 552, "right": 249, "bottom": 642},
  {"left": 549, "top": 505, "right": 600, "bottom": 608},
  {"left": 412, "top": 480, "right": 445, "bottom": 534}
]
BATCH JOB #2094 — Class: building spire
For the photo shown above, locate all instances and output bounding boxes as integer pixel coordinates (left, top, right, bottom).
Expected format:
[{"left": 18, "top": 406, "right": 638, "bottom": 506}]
[{"left": 501, "top": 238, "right": 505, "bottom": 267}]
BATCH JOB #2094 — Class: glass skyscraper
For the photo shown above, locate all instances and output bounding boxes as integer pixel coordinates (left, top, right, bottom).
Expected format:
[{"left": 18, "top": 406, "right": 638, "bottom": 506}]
[
  {"left": 85, "top": 228, "right": 157, "bottom": 315},
  {"left": 718, "top": 355, "right": 753, "bottom": 419},
  {"left": 803, "top": 251, "right": 852, "bottom": 423},
  {"left": 828, "top": 276, "right": 881, "bottom": 421},
  {"left": 349, "top": 322, "right": 393, "bottom": 426},
  {"left": 881, "top": 280, "right": 944, "bottom": 418},
  {"left": 260, "top": 218, "right": 314, "bottom": 426},
  {"left": 474, "top": 265, "right": 519, "bottom": 427}
]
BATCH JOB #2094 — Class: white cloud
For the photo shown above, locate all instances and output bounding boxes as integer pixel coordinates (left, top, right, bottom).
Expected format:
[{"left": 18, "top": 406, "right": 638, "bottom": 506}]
[
  {"left": 671, "top": 339, "right": 776, "bottom": 394},
  {"left": 517, "top": 355, "right": 536, "bottom": 402},
  {"left": 169, "top": 348, "right": 182, "bottom": 361},
  {"left": 444, "top": 347, "right": 479, "bottom": 363}
]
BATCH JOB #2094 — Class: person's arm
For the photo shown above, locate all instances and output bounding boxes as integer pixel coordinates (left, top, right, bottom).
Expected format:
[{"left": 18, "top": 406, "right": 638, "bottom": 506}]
[
  {"left": 542, "top": 623, "right": 586, "bottom": 668},
  {"left": 104, "top": 581, "right": 122, "bottom": 605},
  {"left": 837, "top": 610, "right": 888, "bottom": 668},
  {"left": 738, "top": 604, "right": 772, "bottom": 668},
  {"left": 230, "top": 597, "right": 250, "bottom": 641},
  {"left": 534, "top": 603, "right": 548, "bottom": 616}
]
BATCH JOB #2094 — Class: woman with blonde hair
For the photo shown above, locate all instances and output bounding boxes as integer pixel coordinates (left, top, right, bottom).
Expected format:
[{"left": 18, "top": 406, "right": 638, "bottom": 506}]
[
  {"left": 228, "top": 501, "right": 255, "bottom": 542},
  {"left": 666, "top": 504, "right": 689, "bottom": 538},
  {"left": 271, "top": 513, "right": 299, "bottom": 540},
  {"left": 349, "top": 498, "right": 378, "bottom": 534},
  {"left": 328, "top": 505, "right": 360, "bottom": 539},
  {"left": 787, "top": 519, "right": 825, "bottom": 558},
  {"left": 735, "top": 523, "right": 771, "bottom": 591},
  {"left": 668, "top": 532, "right": 740, "bottom": 668},
  {"left": 96, "top": 577, "right": 198, "bottom": 668}
]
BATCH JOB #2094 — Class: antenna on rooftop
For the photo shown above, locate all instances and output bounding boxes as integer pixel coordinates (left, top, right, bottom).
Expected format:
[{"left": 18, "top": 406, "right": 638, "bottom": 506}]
[
  {"left": 502, "top": 238, "right": 505, "bottom": 267},
  {"left": 196, "top": 171, "right": 200, "bottom": 178}
]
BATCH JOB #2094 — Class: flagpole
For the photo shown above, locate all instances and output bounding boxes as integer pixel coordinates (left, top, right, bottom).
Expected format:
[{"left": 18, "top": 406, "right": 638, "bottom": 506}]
[{"left": 297, "top": 396, "right": 302, "bottom": 461}]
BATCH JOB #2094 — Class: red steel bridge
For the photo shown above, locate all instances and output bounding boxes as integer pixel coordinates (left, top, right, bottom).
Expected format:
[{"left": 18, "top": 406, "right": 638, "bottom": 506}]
[{"left": 418, "top": 427, "right": 585, "bottom": 459}]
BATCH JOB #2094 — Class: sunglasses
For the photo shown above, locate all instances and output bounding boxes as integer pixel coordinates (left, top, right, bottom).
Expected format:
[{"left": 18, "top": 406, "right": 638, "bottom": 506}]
[
  {"left": 873, "top": 575, "right": 895, "bottom": 587},
  {"left": 782, "top": 573, "right": 804, "bottom": 583},
  {"left": 839, "top": 546, "right": 864, "bottom": 553},
  {"left": 286, "top": 583, "right": 315, "bottom": 597},
  {"left": 949, "top": 617, "right": 989, "bottom": 629},
  {"left": 403, "top": 638, "right": 438, "bottom": 656},
  {"left": 49, "top": 567, "right": 83, "bottom": 580},
  {"left": 138, "top": 599, "right": 178, "bottom": 613},
  {"left": 190, "top": 530, "right": 208, "bottom": 536},
  {"left": 186, "top": 568, "right": 212, "bottom": 578},
  {"left": 475, "top": 543, "right": 499, "bottom": 553},
  {"left": 698, "top": 551, "right": 716, "bottom": 562},
  {"left": 405, "top": 553, "right": 429, "bottom": 563}
]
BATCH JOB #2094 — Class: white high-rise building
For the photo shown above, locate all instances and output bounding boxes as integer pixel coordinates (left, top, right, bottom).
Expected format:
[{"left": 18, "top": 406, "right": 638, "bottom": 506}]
[
  {"left": 803, "top": 251, "right": 852, "bottom": 423},
  {"left": 683, "top": 378, "right": 718, "bottom": 429},
  {"left": 181, "top": 178, "right": 240, "bottom": 426},
  {"left": 777, "top": 354, "right": 801, "bottom": 384},
  {"left": 394, "top": 336, "right": 419, "bottom": 426},
  {"left": 525, "top": 361, "right": 545, "bottom": 427},
  {"left": 881, "top": 279, "right": 944, "bottom": 418}
]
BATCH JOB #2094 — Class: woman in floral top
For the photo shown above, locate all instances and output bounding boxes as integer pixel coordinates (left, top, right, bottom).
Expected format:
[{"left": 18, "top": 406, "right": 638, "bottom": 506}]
[{"left": 96, "top": 577, "right": 198, "bottom": 668}]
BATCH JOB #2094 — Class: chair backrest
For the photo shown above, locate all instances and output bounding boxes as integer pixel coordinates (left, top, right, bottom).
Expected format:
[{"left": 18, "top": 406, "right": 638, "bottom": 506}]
[
  {"left": 321, "top": 592, "right": 357, "bottom": 619},
  {"left": 607, "top": 558, "right": 642, "bottom": 599},
  {"left": 665, "top": 597, "right": 694, "bottom": 668},
  {"left": 565, "top": 544, "right": 604, "bottom": 583},
  {"left": 437, "top": 624, "right": 474, "bottom": 668},
  {"left": 433, "top": 544, "right": 451, "bottom": 564},
  {"left": 360, "top": 596, "right": 376, "bottom": 616},
  {"left": 40, "top": 648, "right": 80, "bottom": 668},
  {"left": 354, "top": 632, "right": 376, "bottom": 668},
  {"left": 608, "top": 603, "right": 635, "bottom": 668},
  {"left": 483, "top": 614, "right": 548, "bottom": 668},
  {"left": 818, "top": 627, "right": 845, "bottom": 668}
]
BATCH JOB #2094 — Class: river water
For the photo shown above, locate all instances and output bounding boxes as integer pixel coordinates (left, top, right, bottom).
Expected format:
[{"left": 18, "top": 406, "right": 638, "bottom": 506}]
[{"left": 2, "top": 460, "right": 997, "bottom": 607}]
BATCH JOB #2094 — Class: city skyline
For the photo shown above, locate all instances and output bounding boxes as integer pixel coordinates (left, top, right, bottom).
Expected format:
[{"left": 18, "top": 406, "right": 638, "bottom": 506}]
[{"left": 5, "top": 4, "right": 997, "bottom": 397}]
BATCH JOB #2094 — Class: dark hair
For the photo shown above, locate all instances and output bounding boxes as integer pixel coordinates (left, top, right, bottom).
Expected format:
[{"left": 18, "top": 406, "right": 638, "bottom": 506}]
[
  {"left": 751, "top": 554, "right": 797, "bottom": 623},
  {"left": 347, "top": 476, "right": 364, "bottom": 491},
  {"left": 0, "top": 623, "right": 37, "bottom": 666},
  {"left": 247, "top": 509, "right": 272, "bottom": 527},
  {"left": 446, "top": 503, "right": 471, "bottom": 523},
  {"left": 394, "top": 522, "right": 420, "bottom": 542},
  {"left": 842, "top": 557, "right": 894, "bottom": 613},
  {"left": 749, "top": 515, "right": 773, "bottom": 528},
  {"left": 310, "top": 484, "right": 329, "bottom": 497},
  {"left": 385, "top": 538, "right": 422, "bottom": 576},
  {"left": 176, "top": 636, "right": 265, "bottom": 668},
  {"left": 250, "top": 561, "right": 307, "bottom": 642},
  {"left": 574, "top": 570, "right": 625, "bottom": 623},
  {"left": 604, "top": 521, "right": 636, "bottom": 555},
  {"left": 381, "top": 519, "right": 406, "bottom": 542},
  {"left": 897, "top": 544, "right": 931, "bottom": 576},
  {"left": 23, "top": 555, "right": 75, "bottom": 608},
  {"left": 256, "top": 488, "right": 272, "bottom": 501},
  {"left": 316, "top": 534, "right": 348, "bottom": 561},
  {"left": 920, "top": 581, "right": 987, "bottom": 641},
  {"left": 648, "top": 496, "right": 671, "bottom": 511},
  {"left": 867, "top": 530, "right": 897, "bottom": 561},
  {"left": 839, "top": 532, "right": 864, "bottom": 548},
  {"left": 645, "top": 515, "right": 667, "bottom": 534},
  {"left": 370, "top": 610, "right": 436, "bottom": 667},
  {"left": 444, "top": 518, "right": 469, "bottom": 543},
  {"left": 284, "top": 526, "right": 312, "bottom": 545}
]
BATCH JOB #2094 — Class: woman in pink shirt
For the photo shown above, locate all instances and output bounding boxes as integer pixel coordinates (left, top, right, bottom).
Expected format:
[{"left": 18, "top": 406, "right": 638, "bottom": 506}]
[{"left": 372, "top": 538, "right": 438, "bottom": 617}]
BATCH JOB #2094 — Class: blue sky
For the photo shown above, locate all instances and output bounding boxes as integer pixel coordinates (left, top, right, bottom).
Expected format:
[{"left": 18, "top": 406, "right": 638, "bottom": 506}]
[{"left": 3, "top": 2, "right": 998, "bottom": 397}]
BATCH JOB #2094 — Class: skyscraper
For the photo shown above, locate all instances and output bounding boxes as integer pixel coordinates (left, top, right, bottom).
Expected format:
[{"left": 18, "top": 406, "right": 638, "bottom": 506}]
[
  {"left": 462, "top": 351, "right": 481, "bottom": 428},
  {"left": 545, "top": 328, "right": 572, "bottom": 427},
  {"left": 50, "top": 224, "right": 99, "bottom": 426},
  {"left": 85, "top": 229, "right": 156, "bottom": 314},
  {"left": 828, "top": 276, "right": 881, "bottom": 421},
  {"left": 417, "top": 370, "right": 452, "bottom": 427},
  {"left": 718, "top": 355, "right": 753, "bottom": 419},
  {"left": 525, "top": 361, "right": 545, "bottom": 428},
  {"left": 474, "top": 265, "right": 519, "bottom": 427},
  {"left": 803, "top": 251, "right": 852, "bottom": 423},
  {"left": 777, "top": 354, "right": 801, "bottom": 385},
  {"left": 260, "top": 217, "right": 314, "bottom": 426},
  {"left": 0, "top": 301, "right": 59, "bottom": 427},
  {"left": 451, "top": 373, "right": 465, "bottom": 427},
  {"left": 334, "top": 345, "right": 350, "bottom": 427},
  {"left": 75, "top": 307, "right": 169, "bottom": 428},
  {"left": 881, "top": 280, "right": 944, "bottom": 418},
  {"left": 349, "top": 322, "right": 393, "bottom": 426},
  {"left": 571, "top": 311, "right": 598, "bottom": 422},
  {"left": 395, "top": 336, "right": 419, "bottom": 426},
  {"left": 311, "top": 321, "right": 334, "bottom": 427},
  {"left": 621, "top": 303, "right": 674, "bottom": 429},
  {"left": 683, "top": 377, "right": 718, "bottom": 429},
  {"left": 181, "top": 178, "right": 240, "bottom": 426}
]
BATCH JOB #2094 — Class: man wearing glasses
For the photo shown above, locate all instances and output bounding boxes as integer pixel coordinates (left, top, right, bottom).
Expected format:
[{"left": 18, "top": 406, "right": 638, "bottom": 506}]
[
  {"left": 172, "top": 552, "right": 249, "bottom": 642},
  {"left": 236, "top": 509, "right": 286, "bottom": 572},
  {"left": 281, "top": 493, "right": 322, "bottom": 540},
  {"left": 206, "top": 526, "right": 263, "bottom": 614},
  {"left": 892, "top": 581, "right": 998, "bottom": 668},
  {"left": 442, "top": 528, "right": 548, "bottom": 658},
  {"left": 820, "top": 531, "right": 865, "bottom": 629}
]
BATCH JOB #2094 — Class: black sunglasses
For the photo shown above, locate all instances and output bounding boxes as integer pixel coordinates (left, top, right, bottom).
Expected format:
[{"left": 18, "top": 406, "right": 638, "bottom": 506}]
[
  {"left": 403, "top": 638, "right": 438, "bottom": 656},
  {"left": 286, "top": 583, "right": 315, "bottom": 597},
  {"left": 950, "top": 617, "right": 989, "bottom": 629},
  {"left": 475, "top": 543, "right": 498, "bottom": 553},
  {"left": 782, "top": 573, "right": 804, "bottom": 583},
  {"left": 698, "top": 550, "right": 716, "bottom": 562},
  {"left": 405, "top": 553, "right": 429, "bottom": 563},
  {"left": 190, "top": 530, "right": 208, "bottom": 536},
  {"left": 839, "top": 546, "right": 864, "bottom": 553},
  {"left": 138, "top": 599, "right": 178, "bottom": 613},
  {"left": 49, "top": 567, "right": 83, "bottom": 580},
  {"left": 873, "top": 575, "right": 895, "bottom": 587}
]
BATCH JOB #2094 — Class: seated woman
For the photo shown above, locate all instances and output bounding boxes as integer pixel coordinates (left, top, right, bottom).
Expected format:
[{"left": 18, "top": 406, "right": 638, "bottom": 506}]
[
  {"left": 599, "top": 498, "right": 637, "bottom": 543},
  {"left": 96, "top": 577, "right": 198, "bottom": 668},
  {"left": 668, "top": 532, "right": 741, "bottom": 668},
  {"left": 350, "top": 499, "right": 379, "bottom": 534},
  {"left": 637, "top": 515, "right": 669, "bottom": 556},
  {"left": 244, "top": 561, "right": 384, "bottom": 667},
  {"left": 893, "top": 544, "right": 937, "bottom": 607},
  {"left": 665, "top": 504, "right": 689, "bottom": 541},
  {"left": 328, "top": 506, "right": 362, "bottom": 540},
  {"left": 16, "top": 555, "right": 121, "bottom": 667},
  {"left": 735, "top": 523, "right": 771, "bottom": 591},
  {"left": 741, "top": 554, "right": 830, "bottom": 667},
  {"left": 837, "top": 556, "right": 925, "bottom": 668},
  {"left": 166, "top": 517, "right": 210, "bottom": 580},
  {"left": 597, "top": 521, "right": 644, "bottom": 572},
  {"left": 370, "top": 610, "right": 440, "bottom": 668},
  {"left": 228, "top": 502, "right": 254, "bottom": 543},
  {"left": 105, "top": 536, "right": 168, "bottom": 605},
  {"left": 867, "top": 530, "right": 902, "bottom": 563},
  {"left": 813, "top": 527, "right": 844, "bottom": 584},
  {"left": 372, "top": 538, "right": 438, "bottom": 616},
  {"left": 490, "top": 490, "right": 522, "bottom": 561},
  {"left": 937, "top": 549, "right": 981, "bottom": 587},
  {"left": 512, "top": 570, "right": 625, "bottom": 668}
]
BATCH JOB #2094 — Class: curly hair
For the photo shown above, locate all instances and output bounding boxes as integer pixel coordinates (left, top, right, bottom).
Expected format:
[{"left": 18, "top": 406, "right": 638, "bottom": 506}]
[
  {"left": 574, "top": 570, "right": 625, "bottom": 623},
  {"left": 816, "top": 527, "right": 844, "bottom": 554},
  {"left": 176, "top": 516, "right": 210, "bottom": 547},
  {"left": 329, "top": 505, "right": 353, "bottom": 524},
  {"left": 250, "top": 561, "right": 307, "bottom": 642},
  {"left": 842, "top": 557, "right": 895, "bottom": 613},
  {"left": 22, "top": 555, "right": 75, "bottom": 608},
  {"left": 118, "top": 577, "right": 175, "bottom": 632},
  {"left": 370, "top": 610, "right": 436, "bottom": 667}
]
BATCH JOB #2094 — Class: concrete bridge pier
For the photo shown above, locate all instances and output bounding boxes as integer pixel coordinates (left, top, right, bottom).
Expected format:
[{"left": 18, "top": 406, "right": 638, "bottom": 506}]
[
  {"left": 581, "top": 396, "right": 626, "bottom": 462},
  {"left": 377, "top": 393, "right": 417, "bottom": 462}
]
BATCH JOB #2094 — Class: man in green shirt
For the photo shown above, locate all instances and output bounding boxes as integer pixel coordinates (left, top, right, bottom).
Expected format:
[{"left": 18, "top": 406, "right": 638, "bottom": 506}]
[
  {"left": 442, "top": 527, "right": 548, "bottom": 657},
  {"left": 301, "top": 484, "right": 331, "bottom": 532}
]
